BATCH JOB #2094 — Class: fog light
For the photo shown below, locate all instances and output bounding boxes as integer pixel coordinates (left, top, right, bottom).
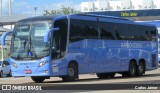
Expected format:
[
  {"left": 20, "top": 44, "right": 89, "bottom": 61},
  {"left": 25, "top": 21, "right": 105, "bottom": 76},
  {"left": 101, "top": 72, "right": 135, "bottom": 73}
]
[{"left": 44, "top": 70, "right": 48, "bottom": 73}]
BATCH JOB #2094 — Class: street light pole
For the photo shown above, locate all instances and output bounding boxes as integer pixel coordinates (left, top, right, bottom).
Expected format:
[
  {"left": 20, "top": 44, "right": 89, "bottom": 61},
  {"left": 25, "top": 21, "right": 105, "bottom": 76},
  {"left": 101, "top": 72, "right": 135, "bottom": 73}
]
[
  {"left": 9, "top": 0, "right": 12, "bottom": 16},
  {"left": 34, "top": 7, "right": 37, "bottom": 16},
  {"left": 0, "top": 0, "right": 2, "bottom": 17}
]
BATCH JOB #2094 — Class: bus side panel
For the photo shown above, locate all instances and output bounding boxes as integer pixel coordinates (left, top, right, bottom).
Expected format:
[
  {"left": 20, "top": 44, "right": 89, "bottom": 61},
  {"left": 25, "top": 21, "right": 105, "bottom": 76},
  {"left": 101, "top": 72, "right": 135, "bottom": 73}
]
[{"left": 51, "top": 40, "right": 157, "bottom": 76}]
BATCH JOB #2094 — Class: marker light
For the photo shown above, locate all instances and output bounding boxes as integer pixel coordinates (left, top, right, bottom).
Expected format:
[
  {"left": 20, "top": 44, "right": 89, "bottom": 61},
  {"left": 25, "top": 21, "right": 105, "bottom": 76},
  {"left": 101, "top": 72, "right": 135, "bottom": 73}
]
[
  {"left": 11, "top": 62, "right": 18, "bottom": 68},
  {"left": 38, "top": 60, "right": 48, "bottom": 67},
  {"left": 44, "top": 70, "right": 48, "bottom": 73}
]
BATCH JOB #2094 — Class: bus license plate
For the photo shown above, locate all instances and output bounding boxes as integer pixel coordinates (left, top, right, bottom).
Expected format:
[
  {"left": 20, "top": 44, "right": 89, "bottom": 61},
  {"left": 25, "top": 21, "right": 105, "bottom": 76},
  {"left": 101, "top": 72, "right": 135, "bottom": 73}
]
[{"left": 25, "top": 70, "right": 32, "bottom": 74}]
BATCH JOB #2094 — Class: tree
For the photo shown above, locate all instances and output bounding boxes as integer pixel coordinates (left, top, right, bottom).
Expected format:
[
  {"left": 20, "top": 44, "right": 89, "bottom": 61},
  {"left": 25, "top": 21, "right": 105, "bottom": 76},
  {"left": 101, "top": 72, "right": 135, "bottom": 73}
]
[{"left": 43, "top": 6, "right": 79, "bottom": 16}]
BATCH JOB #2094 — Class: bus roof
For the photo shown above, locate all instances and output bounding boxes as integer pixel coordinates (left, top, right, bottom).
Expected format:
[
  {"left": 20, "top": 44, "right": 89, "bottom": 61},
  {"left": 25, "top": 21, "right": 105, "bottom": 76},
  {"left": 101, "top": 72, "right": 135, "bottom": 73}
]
[
  {"left": 75, "top": 14, "right": 132, "bottom": 21},
  {"left": 53, "top": 14, "right": 132, "bottom": 21},
  {"left": 18, "top": 15, "right": 58, "bottom": 22},
  {"left": 73, "top": 14, "right": 156, "bottom": 26}
]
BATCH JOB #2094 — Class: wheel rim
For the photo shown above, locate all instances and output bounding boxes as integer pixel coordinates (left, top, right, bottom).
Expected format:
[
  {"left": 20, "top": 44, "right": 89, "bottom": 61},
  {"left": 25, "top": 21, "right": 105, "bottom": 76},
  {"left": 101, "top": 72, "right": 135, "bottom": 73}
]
[
  {"left": 131, "top": 64, "right": 135, "bottom": 74},
  {"left": 139, "top": 65, "right": 143, "bottom": 73},
  {"left": 68, "top": 68, "right": 75, "bottom": 77}
]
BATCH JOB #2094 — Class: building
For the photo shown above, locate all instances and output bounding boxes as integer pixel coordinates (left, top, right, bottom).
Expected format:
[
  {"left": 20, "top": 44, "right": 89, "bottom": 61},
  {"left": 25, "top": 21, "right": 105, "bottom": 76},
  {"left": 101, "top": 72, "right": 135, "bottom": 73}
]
[
  {"left": 108, "top": 0, "right": 121, "bottom": 11},
  {"left": 94, "top": 0, "right": 109, "bottom": 11},
  {"left": 80, "top": 0, "right": 160, "bottom": 12},
  {"left": 80, "top": 2, "right": 94, "bottom": 12},
  {"left": 121, "top": 0, "right": 132, "bottom": 10}
]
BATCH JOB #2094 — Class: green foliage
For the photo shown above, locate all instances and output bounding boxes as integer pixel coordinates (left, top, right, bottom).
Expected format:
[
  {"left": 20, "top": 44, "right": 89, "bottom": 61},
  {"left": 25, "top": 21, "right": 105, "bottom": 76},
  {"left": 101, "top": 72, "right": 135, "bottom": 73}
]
[
  {"left": 0, "top": 49, "right": 10, "bottom": 60},
  {"left": 43, "top": 6, "right": 79, "bottom": 16}
]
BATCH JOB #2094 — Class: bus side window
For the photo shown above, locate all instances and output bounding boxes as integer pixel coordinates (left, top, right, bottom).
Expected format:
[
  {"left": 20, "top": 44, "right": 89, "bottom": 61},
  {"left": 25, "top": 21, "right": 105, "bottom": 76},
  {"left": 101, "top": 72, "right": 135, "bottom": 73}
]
[{"left": 99, "top": 22, "right": 116, "bottom": 40}]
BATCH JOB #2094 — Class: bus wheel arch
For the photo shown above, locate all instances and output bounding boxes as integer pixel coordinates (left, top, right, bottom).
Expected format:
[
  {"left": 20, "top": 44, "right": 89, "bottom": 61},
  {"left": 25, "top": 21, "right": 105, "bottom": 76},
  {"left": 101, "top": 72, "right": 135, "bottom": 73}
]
[
  {"left": 62, "top": 60, "right": 79, "bottom": 82},
  {"left": 137, "top": 59, "right": 146, "bottom": 76}
]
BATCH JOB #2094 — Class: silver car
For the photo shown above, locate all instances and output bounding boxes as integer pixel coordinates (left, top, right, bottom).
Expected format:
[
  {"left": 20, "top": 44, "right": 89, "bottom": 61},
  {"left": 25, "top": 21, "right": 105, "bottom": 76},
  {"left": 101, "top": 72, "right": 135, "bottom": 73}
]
[{"left": 0, "top": 59, "right": 12, "bottom": 77}]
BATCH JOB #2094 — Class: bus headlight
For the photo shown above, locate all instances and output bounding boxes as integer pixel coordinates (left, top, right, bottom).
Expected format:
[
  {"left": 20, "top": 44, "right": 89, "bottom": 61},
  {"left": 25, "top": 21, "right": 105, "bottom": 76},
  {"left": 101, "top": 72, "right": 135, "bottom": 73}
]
[
  {"left": 38, "top": 60, "right": 48, "bottom": 67},
  {"left": 11, "top": 62, "right": 18, "bottom": 68}
]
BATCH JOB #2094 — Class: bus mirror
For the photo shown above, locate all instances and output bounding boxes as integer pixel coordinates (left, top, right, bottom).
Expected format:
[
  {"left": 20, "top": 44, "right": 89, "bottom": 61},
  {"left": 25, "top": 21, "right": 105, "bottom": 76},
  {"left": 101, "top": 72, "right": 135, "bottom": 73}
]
[
  {"left": 44, "top": 28, "right": 59, "bottom": 43},
  {"left": 1, "top": 31, "right": 13, "bottom": 46}
]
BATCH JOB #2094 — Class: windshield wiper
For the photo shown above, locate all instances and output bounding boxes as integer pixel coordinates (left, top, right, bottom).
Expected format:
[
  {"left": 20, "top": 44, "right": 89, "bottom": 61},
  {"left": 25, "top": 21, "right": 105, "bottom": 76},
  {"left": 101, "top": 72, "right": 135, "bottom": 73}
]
[{"left": 24, "top": 38, "right": 27, "bottom": 50}]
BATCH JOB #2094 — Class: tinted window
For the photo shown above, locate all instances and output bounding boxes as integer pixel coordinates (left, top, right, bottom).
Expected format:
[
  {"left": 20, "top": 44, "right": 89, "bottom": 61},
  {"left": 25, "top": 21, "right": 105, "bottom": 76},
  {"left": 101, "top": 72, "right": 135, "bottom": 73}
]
[
  {"left": 109, "top": 23, "right": 157, "bottom": 41},
  {"left": 70, "top": 19, "right": 98, "bottom": 42},
  {"left": 70, "top": 18, "right": 157, "bottom": 42},
  {"left": 100, "top": 22, "right": 116, "bottom": 40},
  {"left": 128, "top": 25, "right": 156, "bottom": 41}
]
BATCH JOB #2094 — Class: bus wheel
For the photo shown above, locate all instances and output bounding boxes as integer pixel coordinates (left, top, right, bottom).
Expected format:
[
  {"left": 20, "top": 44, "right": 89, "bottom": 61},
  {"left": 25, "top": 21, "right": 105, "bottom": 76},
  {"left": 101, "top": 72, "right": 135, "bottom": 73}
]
[
  {"left": 128, "top": 61, "right": 136, "bottom": 77},
  {"left": 31, "top": 76, "right": 45, "bottom": 83},
  {"left": 0, "top": 71, "right": 3, "bottom": 78},
  {"left": 136, "top": 62, "right": 145, "bottom": 76},
  {"left": 62, "top": 63, "right": 78, "bottom": 82}
]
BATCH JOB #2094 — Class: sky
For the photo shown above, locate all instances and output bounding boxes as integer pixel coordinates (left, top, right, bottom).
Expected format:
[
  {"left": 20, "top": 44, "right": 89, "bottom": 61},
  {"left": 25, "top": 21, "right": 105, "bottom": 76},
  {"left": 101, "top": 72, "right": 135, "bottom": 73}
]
[{"left": 1, "top": 0, "right": 91, "bottom": 16}]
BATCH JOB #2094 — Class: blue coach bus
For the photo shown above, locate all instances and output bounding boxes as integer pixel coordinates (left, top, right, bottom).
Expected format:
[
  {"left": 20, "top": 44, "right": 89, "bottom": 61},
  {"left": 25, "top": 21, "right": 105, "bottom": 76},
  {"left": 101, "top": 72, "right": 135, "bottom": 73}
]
[{"left": 1, "top": 14, "right": 158, "bottom": 83}]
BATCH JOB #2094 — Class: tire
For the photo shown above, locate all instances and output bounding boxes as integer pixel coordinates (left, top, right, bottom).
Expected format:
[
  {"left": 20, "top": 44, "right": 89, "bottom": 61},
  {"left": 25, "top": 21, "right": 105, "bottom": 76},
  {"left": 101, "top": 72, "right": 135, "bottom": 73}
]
[
  {"left": 62, "top": 63, "right": 78, "bottom": 82},
  {"left": 97, "top": 73, "right": 115, "bottom": 79},
  {"left": 128, "top": 62, "right": 137, "bottom": 77},
  {"left": 136, "top": 62, "right": 145, "bottom": 76},
  {"left": 0, "top": 71, "right": 3, "bottom": 78},
  {"left": 31, "top": 76, "right": 45, "bottom": 83}
]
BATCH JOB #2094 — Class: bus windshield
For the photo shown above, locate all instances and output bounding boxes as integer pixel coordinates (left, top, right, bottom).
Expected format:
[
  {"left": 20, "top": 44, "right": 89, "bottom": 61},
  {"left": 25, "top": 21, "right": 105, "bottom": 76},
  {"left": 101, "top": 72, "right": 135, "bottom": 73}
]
[{"left": 11, "top": 21, "right": 51, "bottom": 60}]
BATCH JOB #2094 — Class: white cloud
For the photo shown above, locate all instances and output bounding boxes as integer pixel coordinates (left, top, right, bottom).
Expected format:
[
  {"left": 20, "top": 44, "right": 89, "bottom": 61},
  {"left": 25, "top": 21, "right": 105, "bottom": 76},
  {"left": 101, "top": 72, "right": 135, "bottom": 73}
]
[
  {"left": 3, "top": 0, "right": 81, "bottom": 16},
  {"left": 39, "top": 1, "right": 81, "bottom": 14}
]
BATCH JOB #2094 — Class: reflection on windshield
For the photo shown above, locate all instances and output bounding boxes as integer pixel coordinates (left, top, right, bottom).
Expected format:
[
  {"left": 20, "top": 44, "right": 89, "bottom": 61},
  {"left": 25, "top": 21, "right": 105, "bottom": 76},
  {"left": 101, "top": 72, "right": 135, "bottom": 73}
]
[{"left": 11, "top": 22, "right": 51, "bottom": 60}]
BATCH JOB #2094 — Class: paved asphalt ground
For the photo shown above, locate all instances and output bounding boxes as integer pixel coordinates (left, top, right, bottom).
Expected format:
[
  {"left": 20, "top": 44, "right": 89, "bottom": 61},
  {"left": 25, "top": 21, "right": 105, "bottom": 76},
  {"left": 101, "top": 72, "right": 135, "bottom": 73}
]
[{"left": 0, "top": 65, "right": 160, "bottom": 93}]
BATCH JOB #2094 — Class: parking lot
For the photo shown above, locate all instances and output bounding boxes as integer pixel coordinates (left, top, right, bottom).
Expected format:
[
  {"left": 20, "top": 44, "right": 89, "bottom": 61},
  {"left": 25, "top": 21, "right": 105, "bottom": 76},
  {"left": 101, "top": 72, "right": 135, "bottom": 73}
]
[{"left": 0, "top": 65, "right": 160, "bottom": 93}]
